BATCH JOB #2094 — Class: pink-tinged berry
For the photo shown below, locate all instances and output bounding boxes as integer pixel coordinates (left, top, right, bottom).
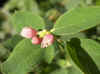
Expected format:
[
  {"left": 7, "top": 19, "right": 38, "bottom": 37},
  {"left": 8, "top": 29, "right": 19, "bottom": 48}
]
[
  {"left": 32, "top": 36, "right": 42, "bottom": 45},
  {"left": 20, "top": 27, "right": 37, "bottom": 38},
  {"left": 41, "top": 34, "right": 54, "bottom": 48}
]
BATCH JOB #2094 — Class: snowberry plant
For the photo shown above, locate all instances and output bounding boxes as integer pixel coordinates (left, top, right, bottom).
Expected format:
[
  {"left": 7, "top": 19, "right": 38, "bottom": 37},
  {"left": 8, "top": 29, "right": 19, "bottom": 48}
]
[{"left": 1, "top": 7, "right": 100, "bottom": 74}]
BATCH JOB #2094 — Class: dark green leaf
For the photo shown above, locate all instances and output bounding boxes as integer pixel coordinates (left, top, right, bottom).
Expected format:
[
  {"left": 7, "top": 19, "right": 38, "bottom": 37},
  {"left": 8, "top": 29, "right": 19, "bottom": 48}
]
[
  {"left": 80, "top": 38, "right": 100, "bottom": 69},
  {"left": 2, "top": 35, "right": 23, "bottom": 50},
  {"left": 66, "top": 38, "right": 100, "bottom": 74},
  {"left": 0, "top": 44, "right": 10, "bottom": 59},
  {"left": 50, "top": 69, "right": 68, "bottom": 74},
  {"left": 96, "top": 0, "right": 100, "bottom": 5}
]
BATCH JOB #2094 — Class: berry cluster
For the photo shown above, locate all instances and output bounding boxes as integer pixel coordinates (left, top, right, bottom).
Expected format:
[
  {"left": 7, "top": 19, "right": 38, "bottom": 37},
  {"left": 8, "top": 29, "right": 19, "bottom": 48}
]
[{"left": 20, "top": 27, "right": 54, "bottom": 48}]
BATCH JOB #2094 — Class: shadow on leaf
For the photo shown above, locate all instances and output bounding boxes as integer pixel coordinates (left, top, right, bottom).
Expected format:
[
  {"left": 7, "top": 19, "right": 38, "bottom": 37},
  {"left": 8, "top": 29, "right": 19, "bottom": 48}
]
[{"left": 67, "top": 38, "right": 100, "bottom": 74}]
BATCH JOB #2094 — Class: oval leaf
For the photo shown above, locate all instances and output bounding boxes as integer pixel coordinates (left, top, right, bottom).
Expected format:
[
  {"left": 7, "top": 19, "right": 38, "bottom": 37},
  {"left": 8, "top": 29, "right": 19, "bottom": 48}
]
[
  {"left": 1, "top": 39, "right": 44, "bottom": 74},
  {"left": 54, "top": 7, "right": 100, "bottom": 36},
  {"left": 44, "top": 45, "right": 55, "bottom": 64},
  {"left": 80, "top": 38, "right": 100, "bottom": 69},
  {"left": 66, "top": 38, "right": 100, "bottom": 74},
  {"left": 11, "top": 11, "right": 45, "bottom": 33}
]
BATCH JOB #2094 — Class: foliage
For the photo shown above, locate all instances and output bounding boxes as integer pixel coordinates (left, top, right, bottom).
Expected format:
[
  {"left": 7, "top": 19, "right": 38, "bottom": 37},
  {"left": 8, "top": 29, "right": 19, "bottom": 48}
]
[{"left": 0, "top": 0, "right": 100, "bottom": 74}]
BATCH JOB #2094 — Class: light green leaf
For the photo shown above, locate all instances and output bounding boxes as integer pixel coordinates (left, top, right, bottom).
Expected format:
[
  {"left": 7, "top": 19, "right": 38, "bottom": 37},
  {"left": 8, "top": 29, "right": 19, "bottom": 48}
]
[
  {"left": 44, "top": 45, "right": 55, "bottom": 64},
  {"left": 54, "top": 7, "right": 100, "bottom": 36},
  {"left": 67, "top": 38, "right": 100, "bottom": 74},
  {"left": 23, "top": 0, "right": 40, "bottom": 13},
  {"left": 1, "top": 39, "right": 44, "bottom": 74},
  {"left": 65, "top": 0, "right": 83, "bottom": 9},
  {"left": 11, "top": 11, "right": 45, "bottom": 33},
  {"left": 86, "top": 0, "right": 93, "bottom": 5}
]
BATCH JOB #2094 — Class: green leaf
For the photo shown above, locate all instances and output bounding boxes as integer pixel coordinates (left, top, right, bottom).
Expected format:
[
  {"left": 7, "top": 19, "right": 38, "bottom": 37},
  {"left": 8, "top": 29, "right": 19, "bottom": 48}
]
[
  {"left": 25, "top": 0, "right": 40, "bottom": 12},
  {"left": 96, "top": 0, "right": 100, "bottom": 5},
  {"left": 65, "top": 0, "right": 83, "bottom": 9},
  {"left": 0, "top": 44, "right": 10, "bottom": 59},
  {"left": 0, "top": 11, "right": 6, "bottom": 26},
  {"left": 97, "top": 37, "right": 100, "bottom": 40},
  {"left": 50, "top": 66, "right": 82, "bottom": 74},
  {"left": 11, "top": 11, "right": 45, "bottom": 33},
  {"left": 2, "top": 35, "right": 23, "bottom": 50},
  {"left": 61, "top": 33, "right": 86, "bottom": 41},
  {"left": 50, "top": 0, "right": 62, "bottom": 4},
  {"left": 1, "top": 39, "right": 44, "bottom": 74},
  {"left": 86, "top": 0, "right": 93, "bottom": 5},
  {"left": 80, "top": 38, "right": 100, "bottom": 69},
  {"left": 44, "top": 45, "right": 55, "bottom": 64},
  {"left": 54, "top": 7, "right": 100, "bottom": 36},
  {"left": 50, "top": 69, "right": 68, "bottom": 74},
  {"left": 4, "top": 0, "right": 39, "bottom": 13},
  {"left": 66, "top": 38, "right": 100, "bottom": 74},
  {"left": 3, "top": 0, "right": 18, "bottom": 11},
  {"left": 67, "top": 67, "right": 82, "bottom": 74}
]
